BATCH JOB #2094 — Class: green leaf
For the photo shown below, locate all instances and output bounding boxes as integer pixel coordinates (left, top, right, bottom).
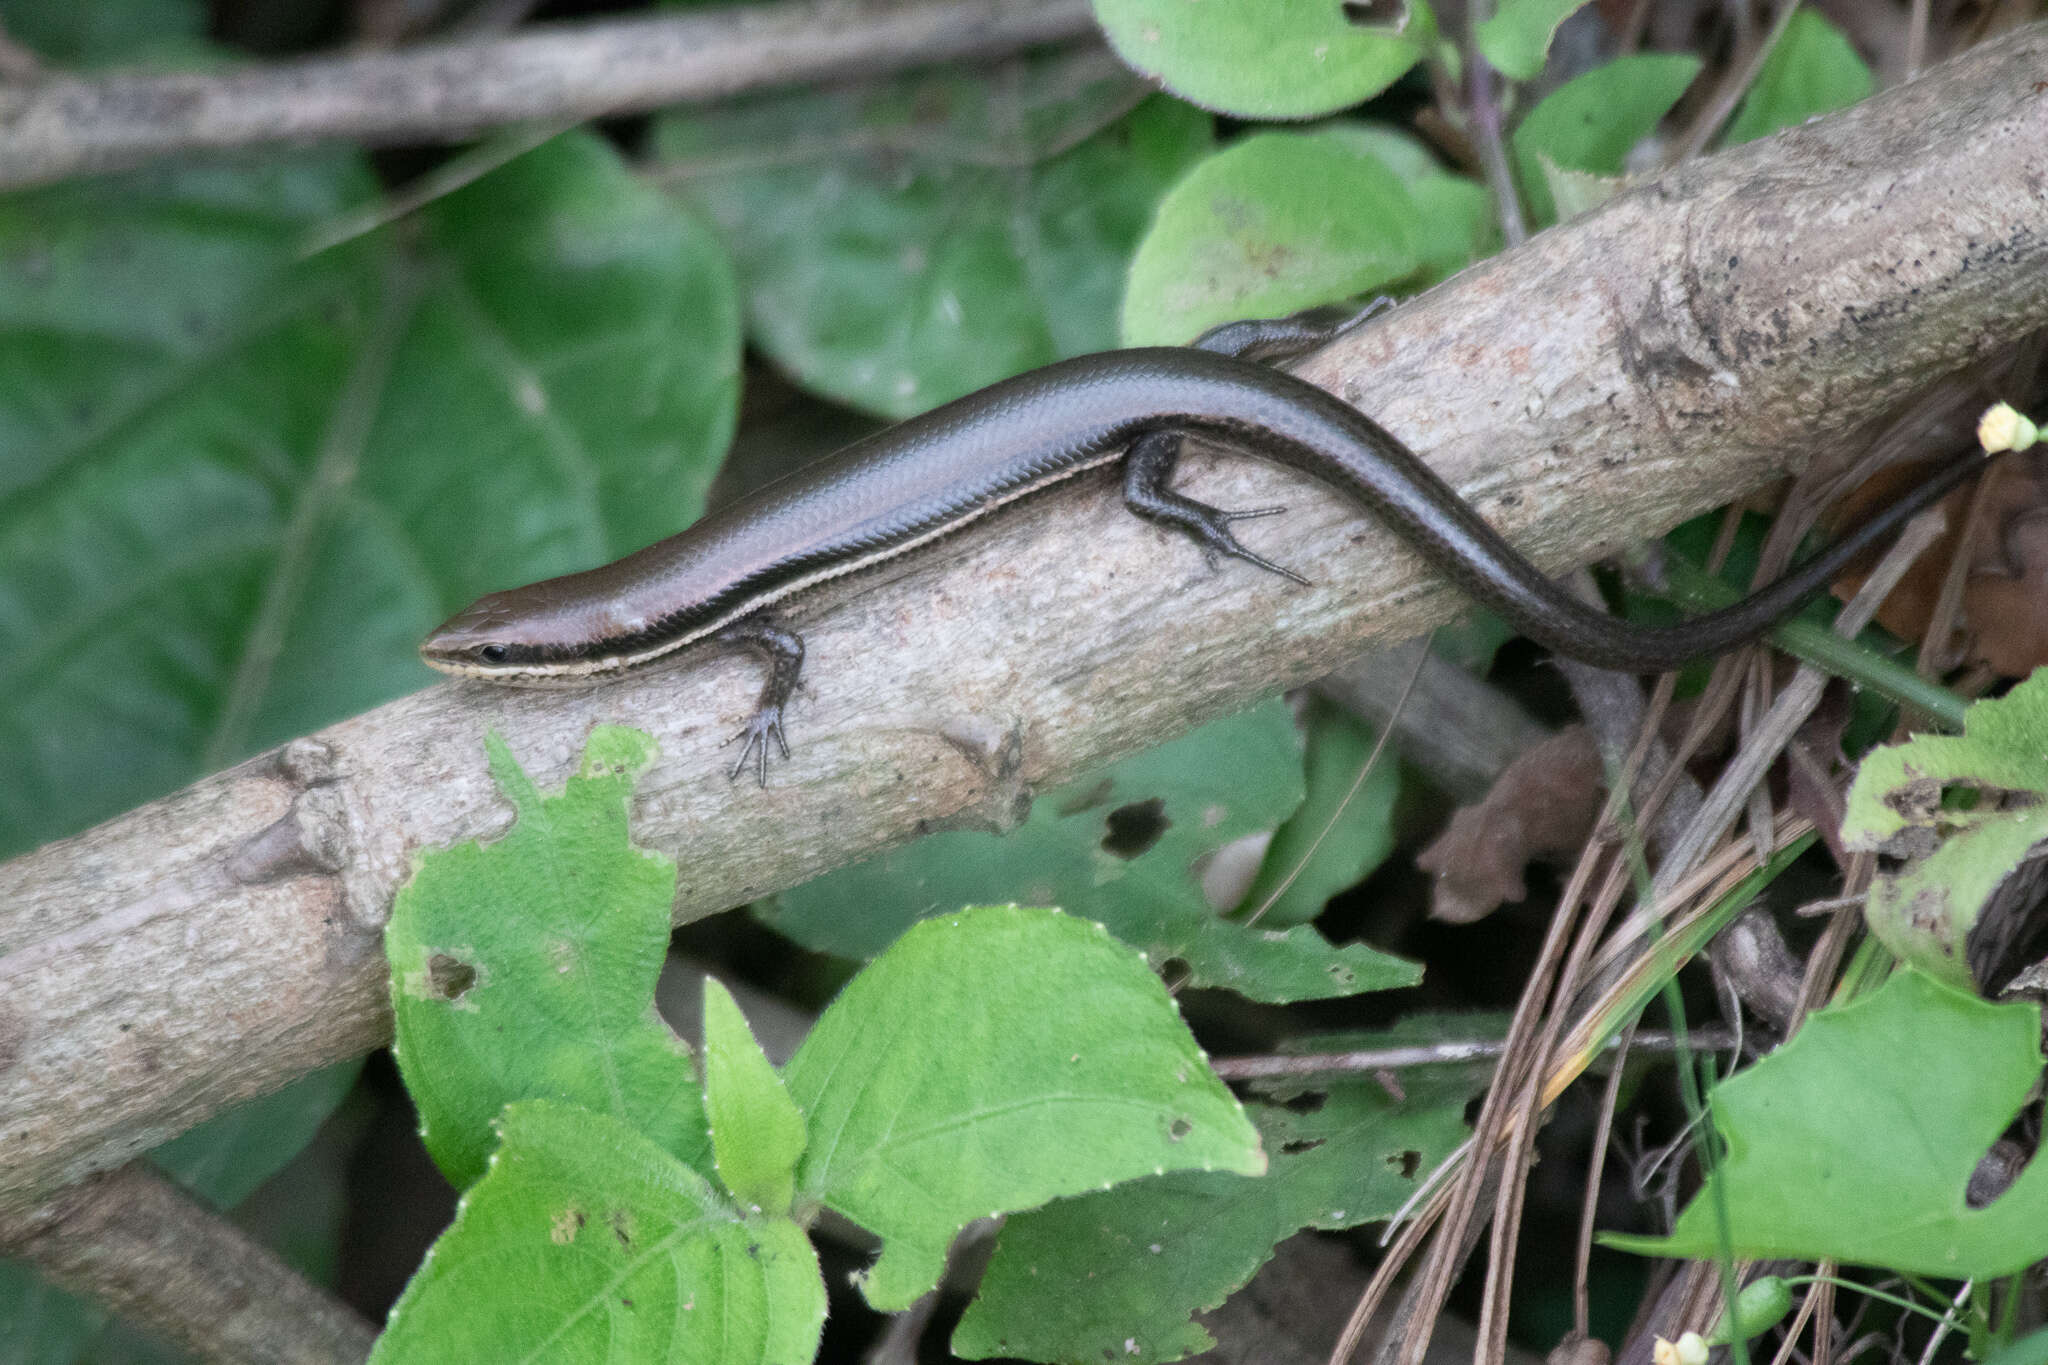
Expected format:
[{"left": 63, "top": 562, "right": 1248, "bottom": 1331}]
[
  {"left": 956, "top": 1039, "right": 1482, "bottom": 1362},
  {"left": 1123, "top": 127, "right": 1425, "bottom": 346},
  {"left": 371, "top": 1101, "right": 824, "bottom": 1365},
  {"left": 1094, "top": 0, "right": 1435, "bottom": 120},
  {"left": 1405, "top": 171, "right": 1499, "bottom": 286},
  {"left": 1721, "top": 10, "right": 1873, "bottom": 147},
  {"left": 1432, "top": 611, "right": 1517, "bottom": 673},
  {"left": 404, "top": 131, "right": 741, "bottom": 572},
  {"left": 151, "top": 1061, "right": 362, "bottom": 1209},
  {"left": 1710, "top": 1276, "right": 1795, "bottom": 1347},
  {"left": 0, "top": 1257, "right": 108, "bottom": 1365},
  {"left": 0, "top": 152, "right": 371, "bottom": 859},
  {"left": 1233, "top": 698, "right": 1401, "bottom": 928},
  {"left": 1840, "top": 670, "right": 2048, "bottom": 987},
  {"left": 1539, "top": 161, "right": 1628, "bottom": 221},
  {"left": 1305, "top": 125, "right": 1496, "bottom": 286},
  {"left": 1511, "top": 53, "right": 1701, "bottom": 225},
  {"left": 0, "top": 130, "right": 741, "bottom": 861},
  {"left": 386, "top": 726, "right": 706, "bottom": 1191},
  {"left": 785, "top": 905, "right": 1264, "bottom": 1311},
  {"left": 1982, "top": 1327, "right": 2048, "bottom": 1365},
  {"left": 0, "top": 0, "right": 202, "bottom": 63},
  {"left": 1476, "top": 0, "right": 1589, "bottom": 81},
  {"left": 1605, "top": 970, "right": 2048, "bottom": 1278},
  {"left": 702, "top": 979, "right": 806, "bottom": 1216},
  {"left": 762, "top": 701, "right": 1420, "bottom": 1003},
  {"left": 654, "top": 55, "right": 1210, "bottom": 418}
]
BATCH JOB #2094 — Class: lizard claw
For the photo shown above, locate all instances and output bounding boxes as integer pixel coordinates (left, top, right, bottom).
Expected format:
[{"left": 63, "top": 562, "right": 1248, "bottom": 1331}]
[{"left": 721, "top": 706, "right": 790, "bottom": 786}]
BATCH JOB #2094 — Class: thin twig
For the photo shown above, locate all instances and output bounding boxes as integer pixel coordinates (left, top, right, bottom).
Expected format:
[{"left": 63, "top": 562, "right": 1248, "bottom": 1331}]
[
  {"left": 1671, "top": 0, "right": 1803, "bottom": 161},
  {"left": 1573, "top": 1017, "right": 1638, "bottom": 1337},
  {"left": 1906, "top": 0, "right": 1932, "bottom": 78},
  {"left": 1464, "top": 4, "right": 1529, "bottom": 249},
  {"left": 1646, "top": 496, "right": 1952, "bottom": 900},
  {"left": 296, "top": 122, "right": 569, "bottom": 259},
  {"left": 1348, "top": 705, "right": 1640, "bottom": 1365},
  {"left": 1912, "top": 1279, "right": 1971, "bottom": 1365},
  {"left": 1918, "top": 451, "right": 2004, "bottom": 678},
  {"left": 1210, "top": 1028, "right": 1736, "bottom": 1081},
  {"left": 0, "top": 0, "right": 1097, "bottom": 190},
  {"left": 1242, "top": 632, "right": 1432, "bottom": 927},
  {"left": 1765, "top": 1270, "right": 1828, "bottom": 1365}
]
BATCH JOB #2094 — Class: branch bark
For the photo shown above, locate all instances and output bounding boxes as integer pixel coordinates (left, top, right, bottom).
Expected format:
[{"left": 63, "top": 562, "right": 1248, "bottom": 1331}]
[
  {"left": 0, "top": 1162, "right": 376, "bottom": 1365},
  {"left": 2, "top": 25, "right": 2046, "bottom": 1222},
  {"left": 0, "top": 0, "right": 1097, "bottom": 190}
]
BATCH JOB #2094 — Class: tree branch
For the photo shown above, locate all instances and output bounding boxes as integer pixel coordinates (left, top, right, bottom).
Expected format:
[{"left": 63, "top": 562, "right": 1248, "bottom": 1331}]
[
  {"left": 0, "top": 0, "right": 1097, "bottom": 190},
  {"left": 0, "top": 1162, "right": 376, "bottom": 1365},
  {"left": 2, "top": 25, "right": 2046, "bottom": 1221}
]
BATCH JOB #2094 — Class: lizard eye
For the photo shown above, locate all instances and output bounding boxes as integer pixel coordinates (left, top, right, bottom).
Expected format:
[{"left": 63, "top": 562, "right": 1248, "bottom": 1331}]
[{"left": 478, "top": 644, "right": 509, "bottom": 664}]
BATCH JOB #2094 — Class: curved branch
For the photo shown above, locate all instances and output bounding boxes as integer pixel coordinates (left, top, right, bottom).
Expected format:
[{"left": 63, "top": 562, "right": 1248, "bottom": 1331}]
[{"left": 1, "top": 25, "right": 2045, "bottom": 1222}]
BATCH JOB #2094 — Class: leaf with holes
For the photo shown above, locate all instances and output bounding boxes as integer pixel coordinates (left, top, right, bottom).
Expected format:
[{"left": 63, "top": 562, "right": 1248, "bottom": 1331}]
[
  {"left": 0, "top": 128, "right": 739, "bottom": 861},
  {"left": 1605, "top": 970, "right": 2048, "bottom": 1277},
  {"left": 956, "top": 1024, "right": 1485, "bottom": 1363},
  {"left": 1841, "top": 670, "right": 2048, "bottom": 987},
  {"left": 761, "top": 701, "right": 1420, "bottom": 1003},
  {"left": 786, "top": 905, "right": 1264, "bottom": 1310},
  {"left": 386, "top": 726, "right": 706, "bottom": 1190},
  {"left": 654, "top": 51, "right": 1209, "bottom": 418},
  {"left": 371, "top": 1101, "right": 824, "bottom": 1365}
]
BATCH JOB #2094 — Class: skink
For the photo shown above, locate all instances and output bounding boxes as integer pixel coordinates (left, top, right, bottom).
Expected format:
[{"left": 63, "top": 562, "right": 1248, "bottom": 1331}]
[{"left": 421, "top": 331, "right": 1983, "bottom": 779}]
